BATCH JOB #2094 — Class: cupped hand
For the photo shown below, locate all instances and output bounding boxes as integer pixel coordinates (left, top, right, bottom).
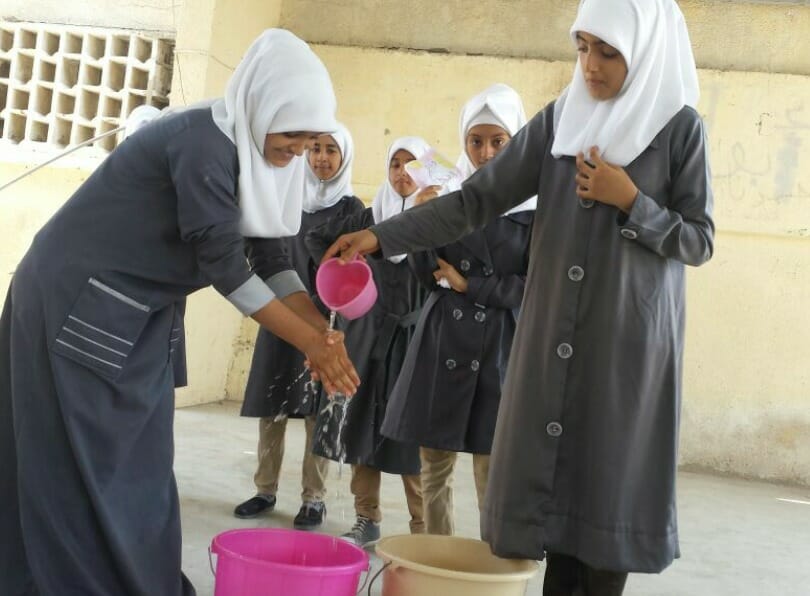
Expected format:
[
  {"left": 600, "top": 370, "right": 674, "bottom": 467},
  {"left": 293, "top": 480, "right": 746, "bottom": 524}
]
[{"left": 303, "top": 330, "right": 360, "bottom": 396}]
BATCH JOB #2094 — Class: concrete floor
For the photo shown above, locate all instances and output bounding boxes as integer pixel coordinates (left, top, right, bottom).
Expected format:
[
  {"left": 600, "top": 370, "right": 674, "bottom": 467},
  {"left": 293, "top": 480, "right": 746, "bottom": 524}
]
[{"left": 176, "top": 401, "right": 810, "bottom": 595}]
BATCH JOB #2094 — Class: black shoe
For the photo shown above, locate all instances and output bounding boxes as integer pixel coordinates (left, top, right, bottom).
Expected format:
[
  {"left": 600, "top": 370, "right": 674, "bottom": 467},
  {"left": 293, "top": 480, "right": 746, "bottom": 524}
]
[
  {"left": 293, "top": 501, "right": 326, "bottom": 530},
  {"left": 341, "top": 516, "right": 381, "bottom": 548},
  {"left": 233, "top": 494, "right": 276, "bottom": 519}
]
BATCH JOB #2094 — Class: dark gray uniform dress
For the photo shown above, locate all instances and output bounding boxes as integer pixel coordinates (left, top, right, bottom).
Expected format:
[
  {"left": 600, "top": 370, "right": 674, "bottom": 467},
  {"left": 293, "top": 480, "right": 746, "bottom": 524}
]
[
  {"left": 306, "top": 207, "right": 426, "bottom": 475},
  {"left": 369, "top": 103, "right": 714, "bottom": 573},
  {"left": 0, "top": 108, "right": 294, "bottom": 595},
  {"left": 381, "top": 212, "right": 532, "bottom": 454},
  {"left": 240, "top": 196, "right": 364, "bottom": 419}
]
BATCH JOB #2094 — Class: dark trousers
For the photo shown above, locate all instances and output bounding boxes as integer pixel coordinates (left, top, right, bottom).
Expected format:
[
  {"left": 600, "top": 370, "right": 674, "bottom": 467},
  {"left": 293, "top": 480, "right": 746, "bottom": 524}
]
[{"left": 543, "top": 553, "right": 628, "bottom": 596}]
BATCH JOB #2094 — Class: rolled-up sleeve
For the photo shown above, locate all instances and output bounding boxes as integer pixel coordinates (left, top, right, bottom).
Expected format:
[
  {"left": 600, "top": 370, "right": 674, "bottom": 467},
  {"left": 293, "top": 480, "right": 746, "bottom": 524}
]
[
  {"left": 244, "top": 237, "right": 306, "bottom": 299},
  {"left": 167, "top": 125, "right": 275, "bottom": 315}
]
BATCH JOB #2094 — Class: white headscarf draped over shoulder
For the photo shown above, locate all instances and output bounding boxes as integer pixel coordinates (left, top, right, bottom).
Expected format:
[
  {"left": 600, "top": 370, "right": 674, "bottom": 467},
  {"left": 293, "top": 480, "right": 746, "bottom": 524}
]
[
  {"left": 456, "top": 84, "right": 537, "bottom": 215},
  {"left": 210, "top": 29, "right": 338, "bottom": 237},
  {"left": 302, "top": 123, "right": 355, "bottom": 214},
  {"left": 551, "top": 0, "right": 699, "bottom": 166},
  {"left": 372, "top": 136, "right": 431, "bottom": 263}
]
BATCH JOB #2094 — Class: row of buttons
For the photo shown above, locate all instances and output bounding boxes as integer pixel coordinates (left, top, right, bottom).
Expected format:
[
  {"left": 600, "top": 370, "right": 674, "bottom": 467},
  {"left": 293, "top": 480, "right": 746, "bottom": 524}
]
[
  {"left": 546, "top": 205, "right": 588, "bottom": 441},
  {"left": 445, "top": 358, "right": 480, "bottom": 371},
  {"left": 542, "top": 195, "right": 636, "bottom": 441},
  {"left": 452, "top": 308, "right": 486, "bottom": 323}
]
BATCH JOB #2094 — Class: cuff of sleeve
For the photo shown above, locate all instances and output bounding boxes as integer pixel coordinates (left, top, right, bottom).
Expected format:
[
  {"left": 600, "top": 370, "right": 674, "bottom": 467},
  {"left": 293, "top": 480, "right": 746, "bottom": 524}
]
[
  {"left": 225, "top": 274, "right": 275, "bottom": 315},
  {"left": 264, "top": 270, "right": 306, "bottom": 299},
  {"left": 617, "top": 191, "right": 661, "bottom": 239},
  {"left": 369, "top": 222, "right": 396, "bottom": 259}
]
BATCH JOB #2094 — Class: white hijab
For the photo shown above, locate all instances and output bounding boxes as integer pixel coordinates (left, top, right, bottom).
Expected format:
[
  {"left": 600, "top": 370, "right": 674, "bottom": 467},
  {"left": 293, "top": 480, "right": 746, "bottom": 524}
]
[
  {"left": 210, "top": 29, "right": 338, "bottom": 238},
  {"left": 551, "top": 0, "right": 700, "bottom": 166},
  {"left": 371, "top": 136, "right": 431, "bottom": 263},
  {"left": 456, "top": 84, "right": 537, "bottom": 215},
  {"left": 302, "top": 123, "right": 355, "bottom": 214}
]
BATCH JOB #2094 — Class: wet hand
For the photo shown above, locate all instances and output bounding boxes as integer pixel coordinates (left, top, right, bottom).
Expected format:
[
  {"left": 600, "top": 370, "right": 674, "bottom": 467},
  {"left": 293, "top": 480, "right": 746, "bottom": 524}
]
[
  {"left": 303, "top": 330, "right": 360, "bottom": 397},
  {"left": 321, "top": 230, "right": 380, "bottom": 264},
  {"left": 414, "top": 185, "right": 442, "bottom": 205},
  {"left": 433, "top": 258, "right": 468, "bottom": 293},
  {"left": 575, "top": 146, "right": 638, "bottom": 213}
]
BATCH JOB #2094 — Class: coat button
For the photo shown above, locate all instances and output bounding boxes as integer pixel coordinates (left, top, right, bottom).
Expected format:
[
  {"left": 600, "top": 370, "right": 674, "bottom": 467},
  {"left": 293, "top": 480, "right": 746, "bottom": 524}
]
[
  {"left": 557, "top": 343, "right": 573, "bottom": 359},
  {"left": 567, "top": 266, "right": 584, "bottom": 282},
  {"left": 474, "top": 311, "right": 486, "bottom": 323},
  {"left": 460, "top": 259, "right": 471, "bottom": 272},
  {"left": 482, "top": 266, "right": 493, "bottom": 276},
  {"left": 620, "top": 228, "right": 638, "bottom": 240},
  {"left": 579, "top": 198, "right": 595, "bottom": 209},
  {"left": 445, "top": 359, "right": 457, "bottom": 370},
  {"left": 452, "top": 308, "right": 463, "bottom": 320},
  {"left": 470, "top": 360, "right": 480, "bottom": 372},
  {"left": 546, "top": 422, "right": 563, "bottom": 437}
]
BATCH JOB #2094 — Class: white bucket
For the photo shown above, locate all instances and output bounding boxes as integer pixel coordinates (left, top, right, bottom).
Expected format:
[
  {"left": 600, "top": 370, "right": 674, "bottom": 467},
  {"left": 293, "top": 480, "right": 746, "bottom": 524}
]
[{"left": 374, "top": 534, "right": 539, "bottom": 596}]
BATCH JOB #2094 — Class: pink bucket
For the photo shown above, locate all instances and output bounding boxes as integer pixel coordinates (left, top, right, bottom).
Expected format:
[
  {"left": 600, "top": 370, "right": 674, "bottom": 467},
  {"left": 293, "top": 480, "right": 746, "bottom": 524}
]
[
  {"left": 209, "top": 528, "right": 369, "bottom": 596},
  {"left": 315, "top": 257, "right": 377, "bottom": 320}
]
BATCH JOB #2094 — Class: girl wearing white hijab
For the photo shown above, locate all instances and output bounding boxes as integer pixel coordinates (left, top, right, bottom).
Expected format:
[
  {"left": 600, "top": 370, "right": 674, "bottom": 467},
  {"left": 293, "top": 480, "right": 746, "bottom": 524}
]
[
  {"left": 378, "top": 83, "right": 534, "bottom": 538},
  {"left": 0, "top": 29, "right": 359, "bottom": 596},
  {"left": 306, "top": 136, "right": 432, "bottom": 547},
  {"left": 234, "top": 124, "right": 365, "bottom": 530},
  {"left": 323, "top": 1, "right": 713, "bottom": 593}
]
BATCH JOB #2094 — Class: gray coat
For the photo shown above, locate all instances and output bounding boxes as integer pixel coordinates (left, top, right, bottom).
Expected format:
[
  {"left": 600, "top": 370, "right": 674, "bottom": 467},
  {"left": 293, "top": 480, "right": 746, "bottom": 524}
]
[
  {"left": 306, "top": 207, "right": 426, "bottom": 475},
  {"left": 370, "top": 103, "right": 714, "bottom": 573},
  {"left": 0, "top": 108, "right": 289, "bottom": 595},
  {"left": 381, "top": 212, "right": 532, "bottom": 454}
]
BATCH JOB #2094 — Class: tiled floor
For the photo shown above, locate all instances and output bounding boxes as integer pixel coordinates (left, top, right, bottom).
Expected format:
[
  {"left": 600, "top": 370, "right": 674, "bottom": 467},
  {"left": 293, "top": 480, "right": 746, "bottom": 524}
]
[{"left": 177, "top": 401, "right": 810, "bottom": 595}]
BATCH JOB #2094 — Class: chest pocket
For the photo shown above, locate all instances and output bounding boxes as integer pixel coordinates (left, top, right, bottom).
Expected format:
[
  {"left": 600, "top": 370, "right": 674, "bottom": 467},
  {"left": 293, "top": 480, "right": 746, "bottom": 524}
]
[{"left": 52, "top": 277, "right": 152, "bottom": 381}]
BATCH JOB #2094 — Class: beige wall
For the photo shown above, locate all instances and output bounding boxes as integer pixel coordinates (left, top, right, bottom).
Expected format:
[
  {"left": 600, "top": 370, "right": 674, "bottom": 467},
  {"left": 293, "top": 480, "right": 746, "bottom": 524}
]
[
  {"left": 226, "top": 41, "right": 810, "bottom": 485},
  {"left": 1, "top": 0, "right": 178, "bottom": 32},
  {"left": 281, "top": 0, "right": 810, "bottom": 76}
]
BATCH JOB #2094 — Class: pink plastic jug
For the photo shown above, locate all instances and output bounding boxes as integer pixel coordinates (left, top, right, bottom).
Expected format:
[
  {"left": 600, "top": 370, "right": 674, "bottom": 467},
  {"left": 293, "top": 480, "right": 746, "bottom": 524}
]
[
  {"left": 209, "top": 528, "right": 369, "bottom": 596},
  {"left": 315, "top": 257, "right": 377, "bottom": 320}
]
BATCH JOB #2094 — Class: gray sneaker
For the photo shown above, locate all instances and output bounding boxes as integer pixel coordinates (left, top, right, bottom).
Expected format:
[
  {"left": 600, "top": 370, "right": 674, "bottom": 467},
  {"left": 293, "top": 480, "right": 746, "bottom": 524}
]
[{"left": 341, "top": 516, "right": 381, "bottom": 547}]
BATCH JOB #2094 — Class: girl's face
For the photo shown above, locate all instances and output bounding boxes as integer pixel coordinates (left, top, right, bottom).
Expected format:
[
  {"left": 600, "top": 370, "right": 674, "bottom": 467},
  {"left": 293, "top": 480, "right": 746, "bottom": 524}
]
[
  {"left": 388, "top": 149, "right": 418, "bottom": 198},
  {"left": 465, "top": 124, "right": 511, "bottom": 169},
  {"left": 576, "top": 32, "right": 628, "bottom": 100},
  {"left": 264, "top": 132, "right": 320, "bottom": 167},
  {"left": 308, "top": 134, "right": 342, "bottom": 181}
]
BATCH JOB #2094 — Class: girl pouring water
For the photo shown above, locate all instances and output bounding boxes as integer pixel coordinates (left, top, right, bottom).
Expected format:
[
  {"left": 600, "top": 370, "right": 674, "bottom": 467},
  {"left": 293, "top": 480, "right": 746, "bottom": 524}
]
[{"left": 323, "top": 0, "right": 714, "bottom": 592}]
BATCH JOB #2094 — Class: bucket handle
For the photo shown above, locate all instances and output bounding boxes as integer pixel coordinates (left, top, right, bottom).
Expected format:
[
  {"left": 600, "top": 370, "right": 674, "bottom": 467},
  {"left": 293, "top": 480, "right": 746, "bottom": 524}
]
[
  {"left": 365, "top": 561, "right": 392, "bottom": 596},
  {"left": 208, "top": 546, "right": 216, "bottom": 577}
]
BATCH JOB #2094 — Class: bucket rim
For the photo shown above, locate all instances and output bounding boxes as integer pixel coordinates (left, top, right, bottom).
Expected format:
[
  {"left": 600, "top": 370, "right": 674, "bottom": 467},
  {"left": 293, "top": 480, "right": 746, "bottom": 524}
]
[
  {"left": 375, "top": 535, "right": 539, "bottom": 583},
  {"left": 211, "top": 528, "right": 369, "bottom": 575}
]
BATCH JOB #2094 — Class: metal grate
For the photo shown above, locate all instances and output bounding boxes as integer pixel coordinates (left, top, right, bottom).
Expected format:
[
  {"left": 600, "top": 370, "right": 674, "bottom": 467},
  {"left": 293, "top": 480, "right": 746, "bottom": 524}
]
[{"left": 0, "top": 22, "right": 173, "bottom": 153}]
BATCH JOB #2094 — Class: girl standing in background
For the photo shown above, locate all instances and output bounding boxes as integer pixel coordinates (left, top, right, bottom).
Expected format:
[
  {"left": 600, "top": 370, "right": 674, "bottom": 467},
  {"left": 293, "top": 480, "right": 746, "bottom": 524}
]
[
  {"left": 324, "top": 0, "right": 713, "bottom": 592},
  {"left": 308, "top": 136, "right": 432, "bottom": 547},
  {"left": 381, "top": 85, "right": 535, "bottom": 536},
  {"left": 234, "top": 125, "right": 365, "bottom": 531}
]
